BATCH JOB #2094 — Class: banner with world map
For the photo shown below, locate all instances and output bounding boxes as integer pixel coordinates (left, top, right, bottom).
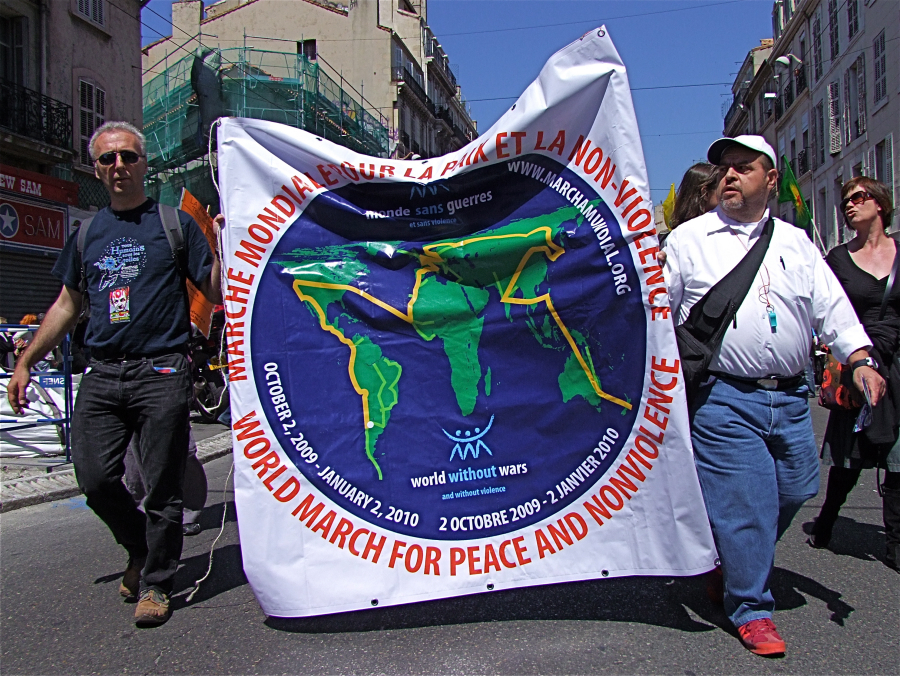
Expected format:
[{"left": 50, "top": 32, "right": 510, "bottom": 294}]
[{"left": 218, "top": 27, "right": 717, "bottom": 618}]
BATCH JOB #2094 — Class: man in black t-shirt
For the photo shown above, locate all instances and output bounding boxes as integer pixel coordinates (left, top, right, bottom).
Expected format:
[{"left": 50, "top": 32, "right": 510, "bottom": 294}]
[{"left": 7, "top": 121, "right": 221, "bottom": 627}]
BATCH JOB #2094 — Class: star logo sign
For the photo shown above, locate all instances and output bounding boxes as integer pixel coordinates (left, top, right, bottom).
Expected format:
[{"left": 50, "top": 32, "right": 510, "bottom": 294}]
[{"left": 0, "top": 203, "right": 19, "bottom": 239}]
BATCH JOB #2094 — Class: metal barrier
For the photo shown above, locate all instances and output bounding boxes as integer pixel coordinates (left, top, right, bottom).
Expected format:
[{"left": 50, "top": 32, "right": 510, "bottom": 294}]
[{"left": 0, "top": 324, "right": 73, "bottom": 461}]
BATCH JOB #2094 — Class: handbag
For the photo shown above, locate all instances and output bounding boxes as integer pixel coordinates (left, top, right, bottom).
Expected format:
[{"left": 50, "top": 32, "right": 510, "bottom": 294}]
[
  {"left": 818, "top": 244, "right": 900, "bottom": 410},
  {"left": 676, "top": 218, "right": 774, "bottom": 404}
]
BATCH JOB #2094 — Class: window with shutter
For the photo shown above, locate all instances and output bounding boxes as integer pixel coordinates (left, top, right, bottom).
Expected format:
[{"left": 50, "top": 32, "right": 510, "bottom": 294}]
[
  {"left": 886, "top": 134, "right": 895, "bottom": 206},
  {"left": 847, "top": 0, "right": 858, "bottom": 39},
  {"left": 843, "top": 70, "right": 853, "bottom": 146},
  {"left": 810, "top": 109, "right": 818, "bottom": 170},
  {"left": 79, "top": 79, "right": 106, "bottom": 166},
  {"left": 856, "top": 54, "right": 866, "bottom": 136},
  {"left": 76, "top": 0, "right": 105, "bottom": 26},
  {"left": 828, "top": 82, "right": 842, "bottom": 155},
  {"left": 816, "top": 101, "right": 826, "bottom": 166},
  {"left": 812, "top": 14, "right": 823, "bottom": 81},
  {"left": 873, "top": 30, "right": 886, "bottom": 105},
  {"left": 828, "top": 0, "right": 839, "bottom": 60},
  {"left": 867, "top": 147, "right": 876, "bottom": 179}
]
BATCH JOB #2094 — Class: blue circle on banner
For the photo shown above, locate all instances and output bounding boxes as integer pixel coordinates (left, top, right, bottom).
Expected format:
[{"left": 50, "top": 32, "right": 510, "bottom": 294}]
[{"left": 250, "top": 157, "right": 646, "bottom": 540}]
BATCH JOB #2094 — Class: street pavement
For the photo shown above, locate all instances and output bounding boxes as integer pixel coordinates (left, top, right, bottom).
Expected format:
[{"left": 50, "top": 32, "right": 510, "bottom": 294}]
[{"left": 1, "top": 406, "right": 898, "bottom": 675}]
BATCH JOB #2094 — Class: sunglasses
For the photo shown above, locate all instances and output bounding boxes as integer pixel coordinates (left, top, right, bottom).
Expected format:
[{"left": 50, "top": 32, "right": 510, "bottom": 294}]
[
  {"left": 95, "top": 150, "right": 144, "bottom": 166},
  {"left": 840, "top": 191, "right": 873, "bottom": 212}
]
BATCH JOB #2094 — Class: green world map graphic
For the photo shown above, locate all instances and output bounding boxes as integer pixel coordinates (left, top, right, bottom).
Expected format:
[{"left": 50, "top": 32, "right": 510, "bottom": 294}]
[{"left": 275, "top": 203, "right": 632, "bottom": 480}]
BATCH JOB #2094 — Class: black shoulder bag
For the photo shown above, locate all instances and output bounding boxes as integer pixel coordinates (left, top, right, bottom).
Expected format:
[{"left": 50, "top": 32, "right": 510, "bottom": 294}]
[{"left": 676, "top": 217, "right": 775, "bottom": 404}]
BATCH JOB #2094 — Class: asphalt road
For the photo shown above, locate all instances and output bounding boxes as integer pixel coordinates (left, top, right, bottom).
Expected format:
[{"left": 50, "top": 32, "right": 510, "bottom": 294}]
[{"left": 1, "top": 405, "right": 898, "bottom": 675}]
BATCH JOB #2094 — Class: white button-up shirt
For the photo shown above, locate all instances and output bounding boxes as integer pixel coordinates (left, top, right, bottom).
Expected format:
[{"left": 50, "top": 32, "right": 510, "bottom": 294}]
[{"left": 664, "top": 207, "right": 871, "bottom": 378}]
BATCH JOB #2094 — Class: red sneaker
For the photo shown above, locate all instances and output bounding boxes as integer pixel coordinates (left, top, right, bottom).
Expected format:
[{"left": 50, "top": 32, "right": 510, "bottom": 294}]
[{"left": 737, "top": 618, "right": 786, "bottom": 656}]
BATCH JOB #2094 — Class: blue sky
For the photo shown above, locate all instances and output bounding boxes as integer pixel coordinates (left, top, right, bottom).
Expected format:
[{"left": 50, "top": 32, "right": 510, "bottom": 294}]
[{"left": 140, "top": 0, "right": 774, "bottom": 200}]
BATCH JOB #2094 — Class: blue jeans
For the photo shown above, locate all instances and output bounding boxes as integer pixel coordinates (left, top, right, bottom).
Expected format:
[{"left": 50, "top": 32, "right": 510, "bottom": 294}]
[
  {"left": 71, "top": 353, "right": 191, "bottom": 594},
  {"left": 691, "top": 377, "right": 819, "bottom": 627}
]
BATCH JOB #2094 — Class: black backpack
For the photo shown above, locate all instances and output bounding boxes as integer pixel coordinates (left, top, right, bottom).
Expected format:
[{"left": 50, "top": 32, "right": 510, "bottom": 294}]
[{"left": 675, "top": 217, "right": 775, "bottom": 404}]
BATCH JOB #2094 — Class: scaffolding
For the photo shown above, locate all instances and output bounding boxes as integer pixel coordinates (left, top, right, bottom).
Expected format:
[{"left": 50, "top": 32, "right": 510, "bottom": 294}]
[{"left": 142, "top": 48, "right": 391, "bottom": 206}]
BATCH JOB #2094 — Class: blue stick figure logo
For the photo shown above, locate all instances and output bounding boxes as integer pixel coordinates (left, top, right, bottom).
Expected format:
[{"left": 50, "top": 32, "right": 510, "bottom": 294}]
[
  {"left": 443, "top": 415, "right": 495, "bottom": 461},
  {"left": 0, "top": 203, "right": 19, "bottom": 239}
]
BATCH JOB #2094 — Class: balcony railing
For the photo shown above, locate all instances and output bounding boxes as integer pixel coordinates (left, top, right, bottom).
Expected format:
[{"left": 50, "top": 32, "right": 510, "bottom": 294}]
[
  {"left": 392, "top": 67, "right": 430, "bottom": 108},
  {"left": 798, "top": 148, "right": 809, "bottom": 175},
  {"left": 451, "top": 122, "right": 469, "bottom": 145},
  {"left": 0, "top": 78, "right": 73, "bottom": 151},
  {"left": 434, "top": 105, "right": 454, "bottom": 128},
  {"left": 795, "top": 66, "right": 807, "bottom": 95},
  {"left": 424, "top": 28, "right": 458, "bottom": 91},
  {"left": 724, "top": 95, "right": 746, "bottom": 132},
  {"left": 783, "top": 78, "right": 795, "bottom": 109},
  {"left": 428, "top": 56, "right": 457, "bottom": 92}
]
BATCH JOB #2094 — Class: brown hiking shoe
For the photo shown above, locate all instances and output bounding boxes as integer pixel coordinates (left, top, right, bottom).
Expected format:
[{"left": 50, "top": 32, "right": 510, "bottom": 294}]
[
  {"left": 135, "top": 589, "right": 171, "bottom": 627},
  {"left": 119, "top": 557, "right": 145, "bottom": 601}
]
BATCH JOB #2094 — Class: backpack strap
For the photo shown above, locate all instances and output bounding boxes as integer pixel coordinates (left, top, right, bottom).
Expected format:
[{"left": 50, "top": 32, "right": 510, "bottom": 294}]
[
  {"left": 158, "top": 203, "right": 187, "bottom": 279},
  {"left": 878, "top": 239, "right": 900, "bottom": 322},
  {"left": 76, "top": 216, "right": 95, "bottom": 296}
]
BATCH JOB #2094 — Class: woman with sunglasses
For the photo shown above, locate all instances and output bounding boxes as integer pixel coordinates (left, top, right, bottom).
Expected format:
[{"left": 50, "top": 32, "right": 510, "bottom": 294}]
[{"left": 811, "top": 176, "right": 900, "bottom": 572}]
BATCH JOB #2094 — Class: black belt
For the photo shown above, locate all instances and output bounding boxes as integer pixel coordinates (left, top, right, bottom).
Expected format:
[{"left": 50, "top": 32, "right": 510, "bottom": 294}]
[
  {"left": 711, "top": 372, "right": 805, "bottom": 391},
  {"left": 90, "top": 347, "right": 187, "bottom": 362}
]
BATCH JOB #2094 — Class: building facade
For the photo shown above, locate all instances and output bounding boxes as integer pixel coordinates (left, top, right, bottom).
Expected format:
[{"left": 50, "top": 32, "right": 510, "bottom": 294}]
[
  {"left": 142, "top": 0, "right": 477, "bottom": 163},
  {"left": 0, "top": 0, "right": 144, "bottom": 319},
  {"left": 724, "top": 0, "right": 899, "bottom": 252}
]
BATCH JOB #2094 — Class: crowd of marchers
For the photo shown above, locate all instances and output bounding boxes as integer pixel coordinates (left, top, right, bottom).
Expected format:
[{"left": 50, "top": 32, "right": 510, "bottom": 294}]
[{"left": 6, "top": 122, "right": 897, "bottom": 657}]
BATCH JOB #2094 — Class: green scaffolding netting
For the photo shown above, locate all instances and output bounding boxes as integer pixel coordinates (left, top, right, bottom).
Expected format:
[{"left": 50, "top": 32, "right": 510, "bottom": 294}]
[{"left": 142, "top": 48, "right": 391, "bottom": 178}]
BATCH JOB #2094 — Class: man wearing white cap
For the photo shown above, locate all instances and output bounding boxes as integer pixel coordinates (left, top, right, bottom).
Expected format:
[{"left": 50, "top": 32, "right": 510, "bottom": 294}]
[{"left": 664, "top": 135, "right": 884, "bottom": 656}]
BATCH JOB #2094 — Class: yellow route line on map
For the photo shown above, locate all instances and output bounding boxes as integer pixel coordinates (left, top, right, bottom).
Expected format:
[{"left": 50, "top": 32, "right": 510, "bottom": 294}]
[
  {"left": 291, "top": 225, "right": 632, "bottom": 431},
  {"left": 293, "top": 286, "right": 372, "bottom": 425}
]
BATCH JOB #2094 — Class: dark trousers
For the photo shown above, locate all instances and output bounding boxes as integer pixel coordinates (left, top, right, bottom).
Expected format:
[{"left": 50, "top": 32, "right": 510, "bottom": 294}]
[
  {"left": 125, "top": 425, "right": 207, "bottom": 526},
  {"left": 71, "top": 353, "right": 190, "bottom": 594}
]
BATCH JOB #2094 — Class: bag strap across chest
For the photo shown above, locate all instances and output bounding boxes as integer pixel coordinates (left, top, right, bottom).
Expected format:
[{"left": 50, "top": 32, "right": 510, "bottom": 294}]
[{"left": 877, "top": 239, "right": 900, "bottom": 322}]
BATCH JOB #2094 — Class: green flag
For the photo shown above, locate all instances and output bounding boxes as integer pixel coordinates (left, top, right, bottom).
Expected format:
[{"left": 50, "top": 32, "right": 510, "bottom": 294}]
[{"left": 778, "top": 154, "right": 812, "bottom": 230}]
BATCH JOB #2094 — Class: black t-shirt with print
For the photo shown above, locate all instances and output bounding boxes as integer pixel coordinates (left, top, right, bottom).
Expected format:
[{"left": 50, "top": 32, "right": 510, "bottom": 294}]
[{"left": 53, "top": 199, "right": 214, "bottom": 354}]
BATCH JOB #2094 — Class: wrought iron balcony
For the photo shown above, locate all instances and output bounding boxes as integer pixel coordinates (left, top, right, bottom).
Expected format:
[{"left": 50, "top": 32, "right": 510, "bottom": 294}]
[
  {"left": 434, "top": 105, "right": 454, "bottom": 128},
  {"left": 795, "top": 66, "right": 807, "bottom": 95},
  {"left": 452, "top": 122, "right": 469, "bottom": 145},
  {"left": 783, "top": 78, "right": 795, "bottom": 109},
  {"left": 798, "top": 148, "right": 809, "bottom": 175},
  {"left": 392, "top": 67, "right": 430, "bottom": 109},
  {"left": 0, "top": 78, "right": 73, "bottom": 151},
  {"left": 724, "top": 95, "right": 746, "bottom": 133}
]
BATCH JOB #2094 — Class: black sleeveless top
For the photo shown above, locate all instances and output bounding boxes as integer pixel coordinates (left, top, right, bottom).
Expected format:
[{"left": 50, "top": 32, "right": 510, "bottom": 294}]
[{"left": 825, "top": 240, "right": 900, "bottom": 327}]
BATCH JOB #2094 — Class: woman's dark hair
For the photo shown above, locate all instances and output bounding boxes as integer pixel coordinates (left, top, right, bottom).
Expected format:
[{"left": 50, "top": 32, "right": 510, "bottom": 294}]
[
  {"left": 841, "top": 176, "right": 894, "bottom": 229},
  {"left": 670, "top": 163, "right": 719, "bottom": 228}
]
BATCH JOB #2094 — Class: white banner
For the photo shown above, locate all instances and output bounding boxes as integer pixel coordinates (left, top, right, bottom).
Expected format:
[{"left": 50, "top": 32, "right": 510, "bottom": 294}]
[{"left": 218, "top": 27, "right": 716, "bottom": 618}]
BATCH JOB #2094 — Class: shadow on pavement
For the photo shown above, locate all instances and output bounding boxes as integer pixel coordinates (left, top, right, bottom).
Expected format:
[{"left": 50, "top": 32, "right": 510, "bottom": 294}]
[
  {"left": 196, "top": 499, "right": 238, "bottom": 531},
  {"left": 801, "top": 517, "right": 887, "bottom": 565},
  {"left": 769, "top": 566, "right": 855, "bottom": 626},
  {"left": 265, "top": 574, "right": 730, "bottom": 634},
  {"left": 92, "top": 501, "right": 240, "bottom": 597},
  {"left": 171, "top": 543, "right": 248, "bottom": 607}
]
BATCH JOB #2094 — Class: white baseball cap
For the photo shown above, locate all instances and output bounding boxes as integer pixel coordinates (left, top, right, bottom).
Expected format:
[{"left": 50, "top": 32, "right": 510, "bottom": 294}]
[{"left": 707, "top": 135, "right": 777, "bottom": 168}]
